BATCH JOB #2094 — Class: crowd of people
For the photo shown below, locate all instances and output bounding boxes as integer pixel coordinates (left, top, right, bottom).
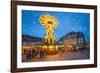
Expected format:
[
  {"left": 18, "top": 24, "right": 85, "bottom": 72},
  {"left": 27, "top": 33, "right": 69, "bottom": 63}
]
[
  {"left": 22, "top": 45, "right": 65, "bottom": 59},
  {"left": 23, "top": 47, "right": 46, "bottom": 59}
]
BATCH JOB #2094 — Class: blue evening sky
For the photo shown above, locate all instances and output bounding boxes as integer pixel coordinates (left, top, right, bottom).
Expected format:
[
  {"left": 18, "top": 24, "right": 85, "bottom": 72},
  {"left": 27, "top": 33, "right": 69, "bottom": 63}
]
[{"left": 22, "top": 10, "right": 90, "bottom": 41}]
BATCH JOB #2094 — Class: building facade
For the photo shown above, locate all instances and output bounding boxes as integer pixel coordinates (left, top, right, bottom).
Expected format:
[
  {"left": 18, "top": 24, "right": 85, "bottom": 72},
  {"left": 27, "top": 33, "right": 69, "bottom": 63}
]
[{"left": 63, "top": 32, "right": 85, "bottom": 51}]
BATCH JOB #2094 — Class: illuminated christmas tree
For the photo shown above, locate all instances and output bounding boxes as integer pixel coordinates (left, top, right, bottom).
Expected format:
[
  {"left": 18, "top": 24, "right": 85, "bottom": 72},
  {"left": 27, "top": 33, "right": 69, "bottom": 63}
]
[{"left": 39, "top": 14, "right": 58, "bottom": 44}]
